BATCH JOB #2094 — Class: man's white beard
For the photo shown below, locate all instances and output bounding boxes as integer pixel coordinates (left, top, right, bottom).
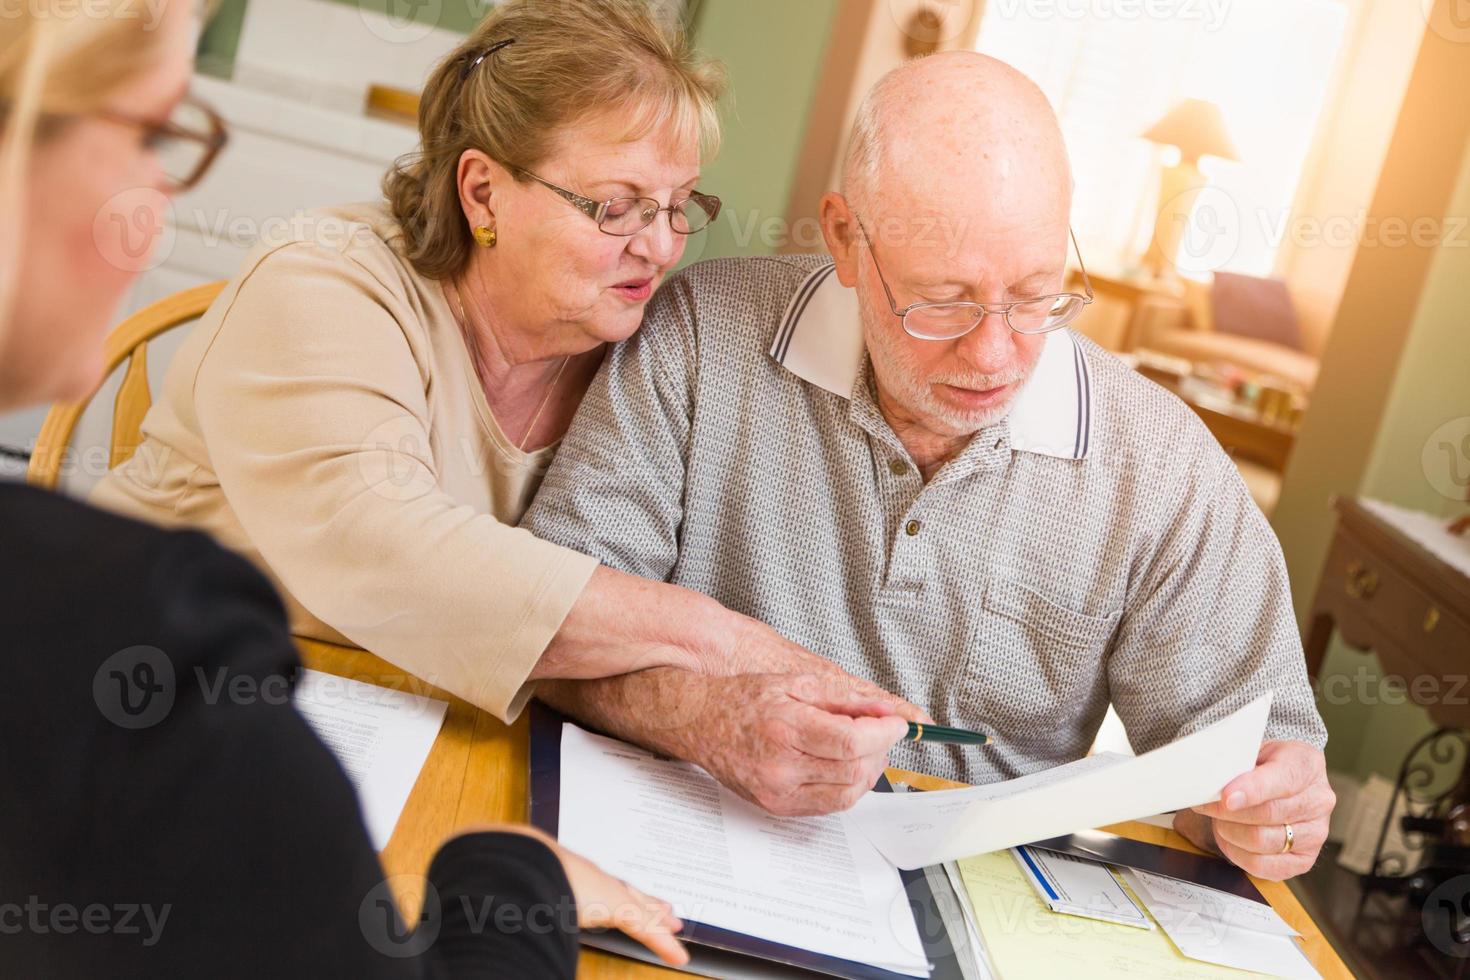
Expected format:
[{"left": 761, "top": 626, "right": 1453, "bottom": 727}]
[{"left": 864, "top": 306, "right": 1039, "bottom": 437}]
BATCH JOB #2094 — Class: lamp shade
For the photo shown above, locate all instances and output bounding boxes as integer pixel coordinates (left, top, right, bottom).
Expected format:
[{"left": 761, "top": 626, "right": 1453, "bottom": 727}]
[{"left": 1142, "top": 98, "right": 1239, "bottom": 163}]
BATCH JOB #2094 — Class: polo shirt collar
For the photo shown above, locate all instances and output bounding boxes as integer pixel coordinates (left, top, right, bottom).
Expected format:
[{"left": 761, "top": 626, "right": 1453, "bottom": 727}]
[{"left": 769, "top": 260, "right": 1093, "bottom": 461}]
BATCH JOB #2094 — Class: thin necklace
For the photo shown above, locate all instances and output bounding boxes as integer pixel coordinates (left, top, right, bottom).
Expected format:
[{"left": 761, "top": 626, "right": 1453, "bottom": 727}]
[{"left": 451, "top": 283, "right": 571, "bottom": 453}]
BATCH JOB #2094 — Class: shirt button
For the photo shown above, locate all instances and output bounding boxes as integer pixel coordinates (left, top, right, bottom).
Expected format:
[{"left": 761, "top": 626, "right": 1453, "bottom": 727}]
[
  {"left": 889, "top": 459, "right": 907, "bottom": 476},
  {"left": 905, "top": 519, "right": 922, "bottom": 536}
]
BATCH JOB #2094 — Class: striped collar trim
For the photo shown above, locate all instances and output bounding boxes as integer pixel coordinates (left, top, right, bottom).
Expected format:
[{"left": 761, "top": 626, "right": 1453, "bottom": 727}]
[{"left": 769, "top": 260, "right": 1093, "bottom": 461}]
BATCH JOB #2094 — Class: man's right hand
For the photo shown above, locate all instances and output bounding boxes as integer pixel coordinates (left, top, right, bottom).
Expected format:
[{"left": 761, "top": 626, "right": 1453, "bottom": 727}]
[
  {"left": 537, "top": 603, "right": 933, "bottom": 818},
  {"left": 655, "top": 671, "right": 914, "bottom": 817}
]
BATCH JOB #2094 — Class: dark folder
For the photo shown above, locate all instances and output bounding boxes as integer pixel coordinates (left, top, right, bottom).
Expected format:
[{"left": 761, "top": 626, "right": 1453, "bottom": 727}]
[{"left": 528, "top": 703, "right": 966, "bottom": 980}]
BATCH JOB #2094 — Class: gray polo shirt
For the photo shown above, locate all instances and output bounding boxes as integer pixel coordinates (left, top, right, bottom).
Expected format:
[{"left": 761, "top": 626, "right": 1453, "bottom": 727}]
[{"left": 522, "top": 254, "right": 1326, "bottom": 784}]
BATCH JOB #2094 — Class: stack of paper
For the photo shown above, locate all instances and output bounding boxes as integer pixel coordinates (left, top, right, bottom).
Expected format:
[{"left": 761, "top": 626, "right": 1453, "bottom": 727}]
[
  {"left": 293, "top": 668, "right": 449, "bottom": 850},
  {"left": 1122, "top": 869, "right": 1319, "bottom": 979},
  {"left": 557, "top": 724, "right": 932, "bottom": 977}
]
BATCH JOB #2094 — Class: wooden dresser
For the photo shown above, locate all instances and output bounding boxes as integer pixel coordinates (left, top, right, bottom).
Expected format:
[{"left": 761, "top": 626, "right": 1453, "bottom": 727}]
[{"left": 1304, "top": 497, "right": 1470, "bottom": 727}]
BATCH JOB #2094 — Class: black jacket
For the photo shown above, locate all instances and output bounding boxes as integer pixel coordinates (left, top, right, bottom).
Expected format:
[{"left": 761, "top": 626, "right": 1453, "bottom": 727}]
[{"left": 0, "top": 482, "right": 578, "bottom": 978}]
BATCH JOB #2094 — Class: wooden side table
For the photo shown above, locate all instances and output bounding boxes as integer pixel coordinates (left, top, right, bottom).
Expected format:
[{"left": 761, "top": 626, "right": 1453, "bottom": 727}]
[
  {"left": 1304, "top": 497, "right": 1470, "bottom": 728},
  {"left": 1067, "top": 267, "right": 1183, "bottom": 351}
]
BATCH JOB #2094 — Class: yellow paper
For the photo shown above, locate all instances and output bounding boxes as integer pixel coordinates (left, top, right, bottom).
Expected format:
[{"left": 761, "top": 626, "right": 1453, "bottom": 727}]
[{"left": 957, "top": 850, "right": 1278, "bottom": 979}]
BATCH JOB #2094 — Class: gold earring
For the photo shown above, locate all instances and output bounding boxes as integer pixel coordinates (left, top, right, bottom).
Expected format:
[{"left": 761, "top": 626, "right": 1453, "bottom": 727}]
[{"left": 473, "top": 226, "right": 497, "bottom": 248}]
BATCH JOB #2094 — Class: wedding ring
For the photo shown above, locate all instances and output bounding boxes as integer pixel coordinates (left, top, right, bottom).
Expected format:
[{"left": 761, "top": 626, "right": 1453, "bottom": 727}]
[{"left": 1280, "top": 823, "right": 1295, "bottom": 854}]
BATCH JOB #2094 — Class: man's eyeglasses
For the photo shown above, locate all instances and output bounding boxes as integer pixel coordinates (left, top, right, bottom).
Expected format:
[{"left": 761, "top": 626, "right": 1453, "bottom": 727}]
[
  {"left": 516, "top": 168, "right": 722, "bottom": 237},
  {"left": 855, "top": 215, "right": 1094, "bottom": 341}
]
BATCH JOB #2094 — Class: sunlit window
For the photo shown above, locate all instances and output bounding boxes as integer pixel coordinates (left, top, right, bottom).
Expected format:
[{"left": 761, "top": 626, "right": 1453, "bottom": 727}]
[{"left": 974, "top": 0, "right": 1350, "bottom": 277}]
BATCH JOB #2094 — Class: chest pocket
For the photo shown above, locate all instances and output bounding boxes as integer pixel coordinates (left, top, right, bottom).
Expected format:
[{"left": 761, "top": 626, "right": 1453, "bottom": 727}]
[{"left": 965, "top": 577, "right": 1120, "bottom": 744}]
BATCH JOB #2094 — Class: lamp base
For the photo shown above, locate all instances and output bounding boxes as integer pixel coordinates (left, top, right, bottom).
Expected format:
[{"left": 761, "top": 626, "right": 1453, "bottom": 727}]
[{"left": 1144, "top": 159, "right": 1206, "bottom": 279}]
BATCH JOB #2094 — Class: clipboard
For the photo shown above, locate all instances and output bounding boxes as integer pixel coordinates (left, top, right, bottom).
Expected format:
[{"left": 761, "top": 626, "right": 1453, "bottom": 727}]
[{"left": 528, "top": 703, "right": 967, "bottom": 980}]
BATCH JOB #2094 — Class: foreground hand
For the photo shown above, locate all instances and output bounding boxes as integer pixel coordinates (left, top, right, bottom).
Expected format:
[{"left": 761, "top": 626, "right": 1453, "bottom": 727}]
[
  {"left": 476, "top": 826, "right": 689, "bottom": 967},
  {"left": 668, "top": 671, "right": 912, "bottom": 817},
  {"left": 1174, "top": 740, "right": 1334, "bottom": 881}
]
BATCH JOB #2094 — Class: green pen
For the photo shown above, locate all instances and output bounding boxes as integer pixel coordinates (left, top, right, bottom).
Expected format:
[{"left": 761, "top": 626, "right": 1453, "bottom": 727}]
[{"left": 905, "top": 722, "right": 991, "bottom": 746}]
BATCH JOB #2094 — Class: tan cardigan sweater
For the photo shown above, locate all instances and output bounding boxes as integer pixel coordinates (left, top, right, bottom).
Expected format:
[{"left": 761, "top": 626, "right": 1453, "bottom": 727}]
[{"left": 92, "top": 202, "right": 597, "bottom": 721}]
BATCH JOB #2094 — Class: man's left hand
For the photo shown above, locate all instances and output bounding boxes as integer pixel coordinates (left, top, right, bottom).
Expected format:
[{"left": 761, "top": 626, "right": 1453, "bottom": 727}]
[{"left": 1173, "top": 740, "right": 1335, "bottom": 881}]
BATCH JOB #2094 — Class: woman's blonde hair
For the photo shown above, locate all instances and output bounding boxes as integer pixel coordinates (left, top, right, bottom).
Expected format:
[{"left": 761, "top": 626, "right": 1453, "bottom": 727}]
[
  {"left": 0, "top": 0, "right": 180, "bottom": 350},
  {"left": 384, "top": 0, "right": 725, "bottom": 281}
]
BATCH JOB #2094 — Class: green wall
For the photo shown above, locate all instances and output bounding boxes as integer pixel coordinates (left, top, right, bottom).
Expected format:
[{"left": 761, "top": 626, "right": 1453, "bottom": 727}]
[
  {"left": 321, "top": 0, "right": 488, "bottom": 33},
  {"left": 197, "top": 0, "right": 250, "bottom": 79},
  {"left": 687, "top": 0, "right": 839, "bottom": 261},
  {"left": 1314, "top": 133, "right": 1470, "bottom": 781}
]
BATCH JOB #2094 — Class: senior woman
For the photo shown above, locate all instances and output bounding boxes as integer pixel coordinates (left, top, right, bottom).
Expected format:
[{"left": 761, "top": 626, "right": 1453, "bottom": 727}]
[{"left": 93, "top": 0, "right": 869, "bottom": 718}]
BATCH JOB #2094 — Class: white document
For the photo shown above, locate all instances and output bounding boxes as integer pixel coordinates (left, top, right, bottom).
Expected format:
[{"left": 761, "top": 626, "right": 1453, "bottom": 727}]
[
  {"left": 1124, "top": 869, "right": 1296, "bottom": 936},
  {"left": 1013, "top": 847, "right": 1152, "bottom": 929},
  {"left": 849, "top": 694, "right": 1272, "bottom": 869},
  {"left": 557, "top": 723, "right": 931, "bottom": 977},
  {"left": 1124, "top": 870, "right": 1320, "bottom": 979},
  {"left": 292, "top": 668, "right": 449, "bottom": 850}
]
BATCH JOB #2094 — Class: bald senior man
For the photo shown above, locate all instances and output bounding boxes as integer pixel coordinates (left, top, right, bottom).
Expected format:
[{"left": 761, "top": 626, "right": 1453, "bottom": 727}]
[{"left": 523, "top": 52, "right": 1333, "bottom": 880}]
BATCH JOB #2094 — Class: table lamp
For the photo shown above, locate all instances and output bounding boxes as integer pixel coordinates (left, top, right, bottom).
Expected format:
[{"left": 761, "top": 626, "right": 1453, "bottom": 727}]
[{"left": 1141, "top": 98, "right": 1239, "bottom": 278}]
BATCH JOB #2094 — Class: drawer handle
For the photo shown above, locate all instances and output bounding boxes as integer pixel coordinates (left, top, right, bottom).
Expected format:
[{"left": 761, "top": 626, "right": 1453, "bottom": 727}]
[
  {"left": 1345, "top": 560, "right": 1380, "bottom": 600},
  {"left": 1426, "top": 606, "right": 1441, "bottom": 633}
]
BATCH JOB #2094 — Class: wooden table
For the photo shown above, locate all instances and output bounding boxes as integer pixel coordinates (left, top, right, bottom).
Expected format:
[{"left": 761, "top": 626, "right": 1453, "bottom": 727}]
[
  {"left": 298, "top": 638, "right": 1352, "bottom": 979},
  {"left": 1135, "top": 363, "right": 1299, "bottom": 472}
]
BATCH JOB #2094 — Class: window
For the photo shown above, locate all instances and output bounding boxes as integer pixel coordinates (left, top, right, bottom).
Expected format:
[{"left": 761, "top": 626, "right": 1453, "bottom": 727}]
[{"left": 974, "top": 0, "right": 1351, "bottom": 278}]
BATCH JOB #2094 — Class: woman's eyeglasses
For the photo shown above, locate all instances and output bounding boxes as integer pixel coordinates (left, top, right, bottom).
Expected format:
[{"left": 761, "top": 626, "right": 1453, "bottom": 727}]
[{"left": 516, "top": 168, "right": 722, "bottom": 237}]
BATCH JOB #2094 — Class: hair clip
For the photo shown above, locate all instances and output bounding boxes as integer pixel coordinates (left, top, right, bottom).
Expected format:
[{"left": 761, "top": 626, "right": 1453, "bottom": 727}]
[{"left": 460, "top": 38, "right": 517, "bottom": 81}]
